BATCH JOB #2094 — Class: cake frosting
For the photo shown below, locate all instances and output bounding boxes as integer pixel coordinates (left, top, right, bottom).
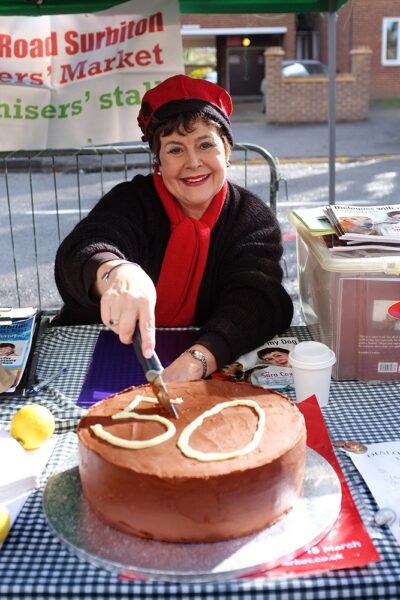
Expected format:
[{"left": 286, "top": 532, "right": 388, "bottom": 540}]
[{"left": 77, "top": 379, "right": 306, "bottom": 543}]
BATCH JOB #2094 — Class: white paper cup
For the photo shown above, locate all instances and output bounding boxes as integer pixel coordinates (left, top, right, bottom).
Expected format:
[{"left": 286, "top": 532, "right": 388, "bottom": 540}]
[{"left": 288, "top": 341, "right": 336, "bottom": 407}]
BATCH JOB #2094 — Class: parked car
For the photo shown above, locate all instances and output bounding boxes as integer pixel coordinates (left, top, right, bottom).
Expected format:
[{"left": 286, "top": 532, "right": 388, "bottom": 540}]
[
  {"left": 204, "top": 70, "right": 218, "bottom": 84},
  {"left": 281, "top": 59, "right": 329, "bottom": 77},
  {"left": 261, "top": 60, "right": 328, "bottom": 112}
]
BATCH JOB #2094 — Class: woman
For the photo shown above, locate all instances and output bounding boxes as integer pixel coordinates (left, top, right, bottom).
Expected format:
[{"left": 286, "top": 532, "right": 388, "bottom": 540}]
[
  {"left": 258, "top": 347, "right": 290, "bottom": 367},
  {"left": 54, "top": 74, "right": 293, "bottom": 382},
  {"left": 387, "top": 210, "right": 400, "bottom": 222},
  {"left": 339, "top": 215, "right": 376, "bottom": 235},
  {"left": 0, "top": 342, "right": 16, "bottom": 357}
]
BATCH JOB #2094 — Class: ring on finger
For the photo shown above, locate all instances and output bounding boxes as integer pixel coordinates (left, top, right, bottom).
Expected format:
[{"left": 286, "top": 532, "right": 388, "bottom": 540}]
[{"left": 109, "top": 319, "right": 119, "bottom": 326}]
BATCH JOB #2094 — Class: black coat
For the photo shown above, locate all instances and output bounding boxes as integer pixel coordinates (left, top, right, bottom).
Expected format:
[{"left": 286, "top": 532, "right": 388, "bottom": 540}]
[{"left": 54, "top": 174, "right": 293, "bottom": 368}]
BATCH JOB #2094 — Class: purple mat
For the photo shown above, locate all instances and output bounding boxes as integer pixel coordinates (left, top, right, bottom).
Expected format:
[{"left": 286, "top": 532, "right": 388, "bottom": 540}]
[{"left": 77, "top": 329, "right": 196, "bottom": 408}]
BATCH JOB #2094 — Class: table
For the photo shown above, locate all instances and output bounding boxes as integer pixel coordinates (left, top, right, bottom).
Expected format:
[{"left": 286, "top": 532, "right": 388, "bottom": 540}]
[{"left": 1, "top": 324, "right": 400, "bottom": 599}]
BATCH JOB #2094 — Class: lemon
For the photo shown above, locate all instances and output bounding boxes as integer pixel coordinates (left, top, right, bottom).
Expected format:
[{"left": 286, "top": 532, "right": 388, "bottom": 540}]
[
  {"left": 0, "top": 506, "right": 10, "bottom": 542},
  {"left": 10, "top": 404, "right": 55, "bottom": 450}
]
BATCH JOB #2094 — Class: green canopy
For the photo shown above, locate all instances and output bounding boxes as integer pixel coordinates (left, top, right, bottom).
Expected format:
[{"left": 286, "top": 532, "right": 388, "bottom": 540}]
[{"left": 0, "top": 0, "right": 348, "bottom": 16}]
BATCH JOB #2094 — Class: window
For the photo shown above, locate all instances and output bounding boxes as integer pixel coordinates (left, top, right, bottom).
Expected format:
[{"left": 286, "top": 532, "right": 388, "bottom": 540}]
[
  {"left": 382, "top": 18, "right": 400, "bottom": 65},
  {"left": 183, "top": 46, "right": 217, "bottom": 80}
]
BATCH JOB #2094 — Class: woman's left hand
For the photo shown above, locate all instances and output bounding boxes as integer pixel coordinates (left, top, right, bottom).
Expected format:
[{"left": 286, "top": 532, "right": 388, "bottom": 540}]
[{"left": 162, "top": 346, "right": 217, "bottom": 383}]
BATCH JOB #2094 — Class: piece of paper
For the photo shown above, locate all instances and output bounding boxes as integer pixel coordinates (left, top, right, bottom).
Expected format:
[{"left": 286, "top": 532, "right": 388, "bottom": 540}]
[
  {"left": 347, "top": 441, "right": 400, "bottom": 543},
  {"left": 0, "top": 435, "right": 39, "bottom": 502},
  {"left": 0, "top": 430, "right": 57, "bottom": 549}
]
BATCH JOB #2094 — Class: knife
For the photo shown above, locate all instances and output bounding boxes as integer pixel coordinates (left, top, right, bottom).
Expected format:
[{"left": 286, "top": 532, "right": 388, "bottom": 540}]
[{"left": 132, "top": 328, "right": 178, "bottom": 419}]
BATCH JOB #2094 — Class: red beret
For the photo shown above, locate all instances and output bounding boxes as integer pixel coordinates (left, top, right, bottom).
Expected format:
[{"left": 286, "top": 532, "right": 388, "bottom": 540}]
[{"left": 138, "top": 74, "right": 233, "bottom": 146}]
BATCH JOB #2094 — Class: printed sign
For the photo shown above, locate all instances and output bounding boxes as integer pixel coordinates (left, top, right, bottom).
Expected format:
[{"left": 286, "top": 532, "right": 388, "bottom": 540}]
[{"left": 0, "top": 0, "right": 183, "bottom": 149}]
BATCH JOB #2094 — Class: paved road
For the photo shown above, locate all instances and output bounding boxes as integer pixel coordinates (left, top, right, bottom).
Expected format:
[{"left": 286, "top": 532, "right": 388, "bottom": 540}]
[{"left": 231, "top": 100, "right": 400, "bottom": 160}]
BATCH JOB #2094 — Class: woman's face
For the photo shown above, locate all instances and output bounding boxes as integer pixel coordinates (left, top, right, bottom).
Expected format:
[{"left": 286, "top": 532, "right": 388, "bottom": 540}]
[
  {"left": 263, "top": 351, "right": 289, "bottom": 366},
  {"left": 0, "top": 346, "right": 14, "bottom": 356},
  {"left": 340, "top": 215, "right": 374, "bottom": 234},
  {"left": 158, "top": 120, "right": 228, "bottom": 219}
]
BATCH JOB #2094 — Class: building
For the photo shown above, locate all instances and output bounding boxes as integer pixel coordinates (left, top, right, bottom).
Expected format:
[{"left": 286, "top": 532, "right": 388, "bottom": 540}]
[
  {"left": 333, "top": 0, "right": 400, "bottom": 99},
  {"left": 181, "top": 1, "right": 400, "bottom": 100}
]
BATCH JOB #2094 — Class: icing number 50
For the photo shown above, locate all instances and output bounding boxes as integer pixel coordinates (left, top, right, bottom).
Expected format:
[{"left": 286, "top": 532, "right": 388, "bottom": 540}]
[{"left": 90, "top": 394, "right": 265, "bottom": 462}]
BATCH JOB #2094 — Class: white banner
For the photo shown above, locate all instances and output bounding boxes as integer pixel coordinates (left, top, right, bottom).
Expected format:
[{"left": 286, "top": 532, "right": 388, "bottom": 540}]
[{"left": 0, "top": 0, "right": 183, "bottom": 150}]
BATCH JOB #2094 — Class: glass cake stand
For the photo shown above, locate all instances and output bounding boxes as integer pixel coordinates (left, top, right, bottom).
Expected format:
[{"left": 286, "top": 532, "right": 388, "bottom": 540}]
[{"left": 43, "top": 448, "right": 341, "bottom": 582}]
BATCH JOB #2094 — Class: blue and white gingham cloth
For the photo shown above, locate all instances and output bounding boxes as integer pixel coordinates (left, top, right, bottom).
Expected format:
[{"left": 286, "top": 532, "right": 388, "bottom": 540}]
[{"left": 1, "top": 324, "right": 400, "bottom": 599}]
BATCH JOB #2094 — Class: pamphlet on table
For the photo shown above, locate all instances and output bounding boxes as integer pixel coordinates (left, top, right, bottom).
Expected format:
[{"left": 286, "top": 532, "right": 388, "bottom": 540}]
[
  {"left": 347, "top": 441, "right": 400, "bottom": 544},
  {"left": 290, "top": 207, "right": 336, "bottom": 236},
  {"left": 0, "top": 429, "right": 56, "bottom": 549},
  {"left": 218, "top": 335, "right": 298, "bottom": 391},
  {"left": 0, "top": 308, "right": 37, "bottom": 393}
]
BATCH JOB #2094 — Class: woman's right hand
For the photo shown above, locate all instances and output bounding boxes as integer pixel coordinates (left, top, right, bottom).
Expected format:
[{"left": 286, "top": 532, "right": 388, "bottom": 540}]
[{"left": 96, "top": 261, "right": 157, "bottom": 358}]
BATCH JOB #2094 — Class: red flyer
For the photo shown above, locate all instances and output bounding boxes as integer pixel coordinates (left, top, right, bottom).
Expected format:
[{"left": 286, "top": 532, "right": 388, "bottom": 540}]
[{"left": 246, "top": 395, "right": 381, "bottom": 579}]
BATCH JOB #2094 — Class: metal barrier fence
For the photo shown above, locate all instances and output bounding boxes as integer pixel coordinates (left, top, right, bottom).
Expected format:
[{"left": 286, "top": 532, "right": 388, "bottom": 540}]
[{"left": 1, "top": 143, "right": 281, "bottom": 311}]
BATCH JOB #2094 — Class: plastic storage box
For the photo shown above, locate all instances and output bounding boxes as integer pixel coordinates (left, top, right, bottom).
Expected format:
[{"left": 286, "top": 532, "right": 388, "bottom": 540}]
[{"left": 289, "top": 214, "right": 400, "bottom": 382}]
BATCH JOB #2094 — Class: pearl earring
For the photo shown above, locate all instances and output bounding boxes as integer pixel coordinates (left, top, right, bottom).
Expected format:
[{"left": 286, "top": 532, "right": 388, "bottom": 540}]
[{"left": 157, "top": 169, "right": 162, "bottom": 176}]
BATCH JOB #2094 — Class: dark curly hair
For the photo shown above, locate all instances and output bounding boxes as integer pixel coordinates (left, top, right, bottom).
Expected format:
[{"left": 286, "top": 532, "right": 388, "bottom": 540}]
[{"left": 150, "top": 111, "right": 231, "bottom": 167}]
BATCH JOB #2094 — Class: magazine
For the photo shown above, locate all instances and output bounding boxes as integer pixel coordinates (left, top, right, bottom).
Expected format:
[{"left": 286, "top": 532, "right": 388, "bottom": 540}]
[
  {"left": 0, "top": 308, "right": 38, "bottom": 393},
  {"left": 324, "top": 204, "right": 400, "bottom": 244},
  {"left": 347, "top": 441, "right": 400, "bottom": 544},
  {"left": 324, "top": 237, "right": 400, "bottom": 255},
  {"left": 218, "top": 335, "right": 299, "bottom": 391}
]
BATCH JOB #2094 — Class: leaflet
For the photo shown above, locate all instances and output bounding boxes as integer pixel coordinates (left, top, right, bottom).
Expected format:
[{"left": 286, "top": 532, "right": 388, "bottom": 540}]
[
  {"left": 290, "top": 207, "right": 336, "bottom": 236},
  {"left": 0, "top": 308, "right": 37, "bottom": 393},
  {"left": 347, "top": 441, "right": 400, "bottom": 544},
  {"left": 219, "top": 335, "right": 298, "bottom": 391}
]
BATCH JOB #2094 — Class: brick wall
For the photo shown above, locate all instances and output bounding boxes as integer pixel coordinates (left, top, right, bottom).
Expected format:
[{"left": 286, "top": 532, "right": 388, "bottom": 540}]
[
  {"left": 265, "top": 46, "right": 372, "bottom": 123},
  {"left": 181, "top": 4, "right": 399, "bottom": 99},
  {"left": 320, "top": 0, "right": 400, "bottom": 99}
]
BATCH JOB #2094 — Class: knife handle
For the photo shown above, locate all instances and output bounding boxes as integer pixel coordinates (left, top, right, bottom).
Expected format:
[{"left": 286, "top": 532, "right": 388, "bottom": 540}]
[{"left": 132, "top": 328, "right": 163, "bottom": 375}]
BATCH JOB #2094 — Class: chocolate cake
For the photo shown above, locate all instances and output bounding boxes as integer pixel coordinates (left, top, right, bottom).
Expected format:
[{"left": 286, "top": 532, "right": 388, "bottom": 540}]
[{"left": 77, "top": 379, "right": 306, "bottom": 543}]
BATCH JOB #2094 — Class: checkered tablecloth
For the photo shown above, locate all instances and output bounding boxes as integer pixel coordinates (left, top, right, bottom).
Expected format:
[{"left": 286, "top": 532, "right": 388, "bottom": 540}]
[{"left": 1, "top": 324, "right": 400, "bottom": 599}]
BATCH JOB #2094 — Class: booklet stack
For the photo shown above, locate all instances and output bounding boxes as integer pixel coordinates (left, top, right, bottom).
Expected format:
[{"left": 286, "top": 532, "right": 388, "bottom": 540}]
[
  {"left": 0, "top": 307, "right": 38, "bottom": 394},
  {"left": 291, "top": 204, "right": 400, "bottom": 255}
]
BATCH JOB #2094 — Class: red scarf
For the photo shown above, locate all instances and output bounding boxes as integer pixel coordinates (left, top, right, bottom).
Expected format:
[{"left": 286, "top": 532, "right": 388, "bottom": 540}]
[{"left": 154, "top": 171, "right": 227, "bottom": 326}]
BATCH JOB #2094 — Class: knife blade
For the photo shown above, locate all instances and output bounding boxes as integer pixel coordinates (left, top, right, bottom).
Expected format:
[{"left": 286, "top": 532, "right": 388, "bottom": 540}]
[{"left": 132, "top": 328, "right": 178, "bottom": 419}]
